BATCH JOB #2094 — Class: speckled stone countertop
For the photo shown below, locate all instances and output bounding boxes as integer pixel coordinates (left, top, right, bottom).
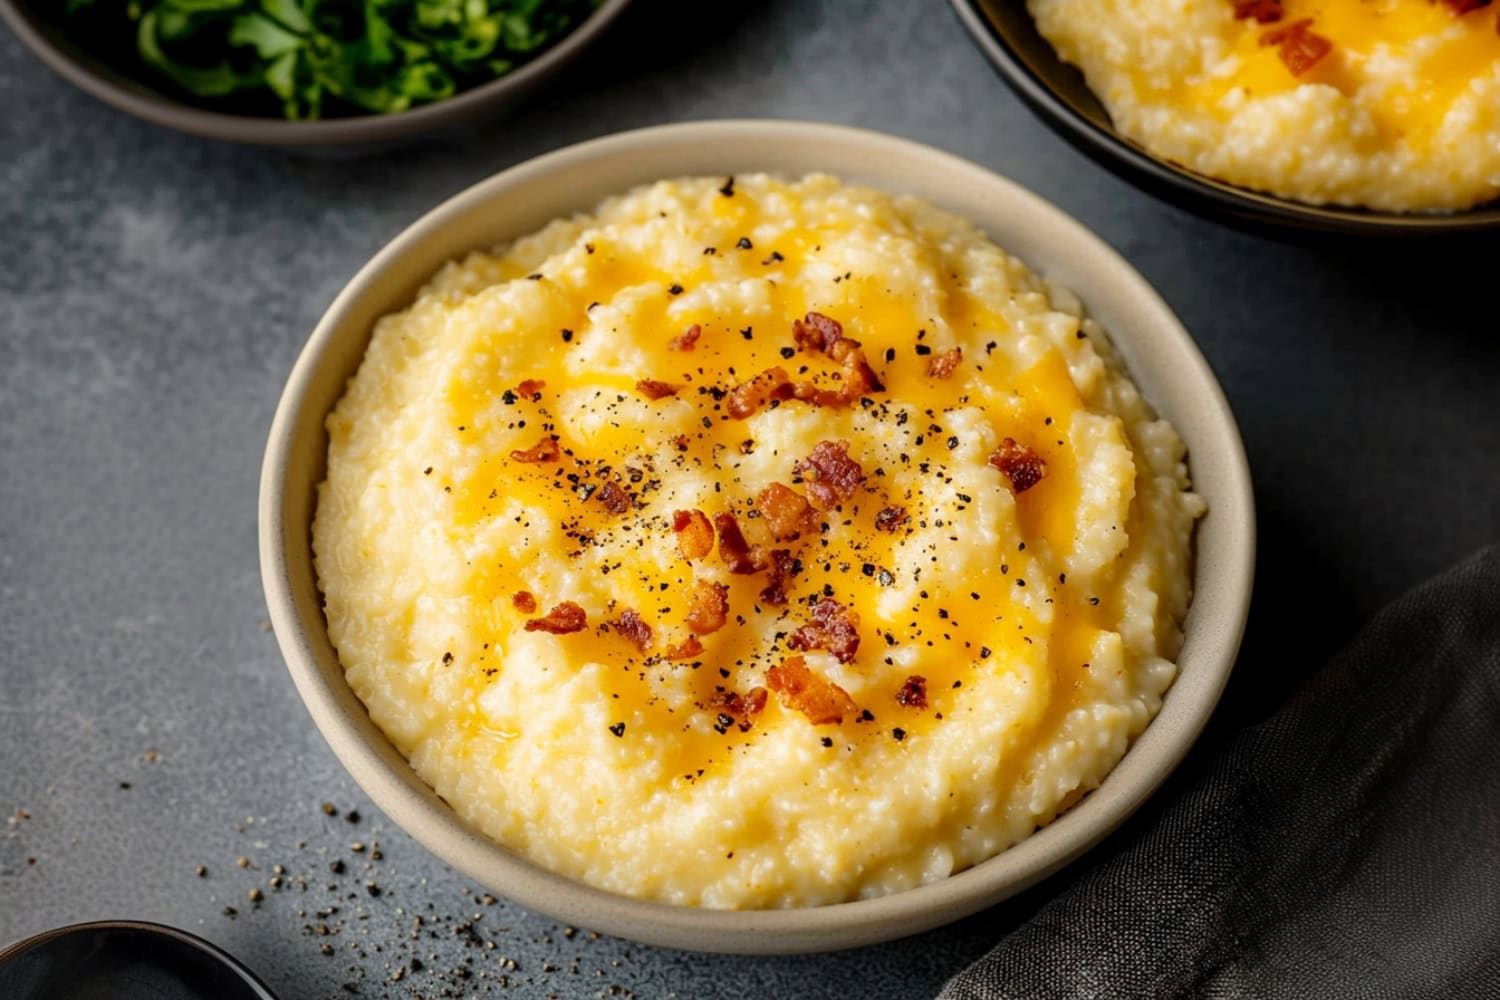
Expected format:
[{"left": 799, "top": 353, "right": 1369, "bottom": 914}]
[{"left": 2, "top": 1, "right": 1497, "bottom": 997}]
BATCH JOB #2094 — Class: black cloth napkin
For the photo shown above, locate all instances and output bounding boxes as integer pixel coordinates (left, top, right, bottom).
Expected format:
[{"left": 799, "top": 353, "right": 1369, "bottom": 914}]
[{"left": 941, "top": 546, "right": 1500, "bottom": 999}]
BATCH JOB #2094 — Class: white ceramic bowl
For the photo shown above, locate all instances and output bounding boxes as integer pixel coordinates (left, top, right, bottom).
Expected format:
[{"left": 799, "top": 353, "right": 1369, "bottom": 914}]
[{"left": 260, "top": 120, "right": 1255, "bottom": 954}]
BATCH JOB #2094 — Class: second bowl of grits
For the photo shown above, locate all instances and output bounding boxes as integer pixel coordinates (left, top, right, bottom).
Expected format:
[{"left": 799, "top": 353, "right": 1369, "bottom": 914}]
[
  {"left": 953, "top": 0, "right": 1500, "bottom": 234},
  {"left": 261, "top": 120, "right": 1254, "bottom": 952}
]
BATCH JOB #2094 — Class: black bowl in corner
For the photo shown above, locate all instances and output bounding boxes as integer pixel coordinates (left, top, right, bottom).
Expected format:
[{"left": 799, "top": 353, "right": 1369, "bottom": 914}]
[
  {"left": 0, "top": 921, "right": 279, "bottom": 1000},
  {"left": 949, "top": 0, "right": 1500, "bottom": 239}
]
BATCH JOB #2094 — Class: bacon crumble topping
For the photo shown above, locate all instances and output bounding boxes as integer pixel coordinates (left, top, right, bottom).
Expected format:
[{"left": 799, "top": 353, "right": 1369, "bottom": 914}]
[
  {"left": 708, "top": 686, "right": 768, "bottom": 732},
  {"left": 524, "top": 601, "right": 587, "bottom": 634},
  {"left": 895, "top": 675, "right": 928, "bottom": 709},
  {"left": 1228, "top": 1, "right": 1333, "bottom": 74},
  {"left": 1260, "top": 17, "right": 1332, "bottom": 74},
  {"left": 874, "top": 506, "right": 910, "bottom": 533},
  {"left": 596, "top": 481, "right": 632, "bottom": 514},
  {"left": 756, "top": 482, "right": 820, "bottom": 541},
  {"left": 787, "top": 597, "right": 861, "bottom": 664},
  {"left": 713, "top": 512, "right": 768, "bottom": 575},
  {"left": 726, "top": 313, "right": 886, "bottom": 419},
  {"left": 758, "top": 548, "right": 797, "bottom": 606},
  {"left": 767, "top": 656, "right": 858, "bottom": 725},
  {"left": 613, "top": 609, "right": 653, "bottom": 651},
  {"left": 672, "top": 509, "right": 715, "bottom": 562},
  {"left": 515, "top": 378, "right": 546, "bottom": 399},
  {"left": 683, "top": 581, "right": 730, "bottom": 636},
  {"left": 511, "top": 590, "right": 537, "bottom": 614},
  {"left": 1231, "top": 0, "right": 1283, "bottom": 22},
  {"left": 727, "top": 366, "right": 795, "bottom": 419},
  {"left": 988, "top": 437, "right": 1047, "bottom": 494},
  {"left": 791, "top": 311, "right": 845, "bottom": 354},
  {"left": 669, "top": 323, "right": 701, "bottom": 351},
  {"left": 927, "top": 347, "right": 963, "bottom": 379},
  {"left": 793, "top": 440, "right": 865, "bottom": 511},
  {"left": 636, "top": 379, "right": 680, "bottom": 400},
  {"left": 663, "top": 636, "right": 704, "bottom": 661},
  {"left": 509, "top": 434, "right": 561, "bottom": 464},
  {"left": 794, "top": 312, "right": 886, "bottom": 399}
]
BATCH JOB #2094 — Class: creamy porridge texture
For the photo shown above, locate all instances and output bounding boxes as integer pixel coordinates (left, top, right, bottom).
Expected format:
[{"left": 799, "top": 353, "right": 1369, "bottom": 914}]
[
  {"left": 313, "top": 175, "right": 1204, "bottom": 908},
  {"left": 1028, "top": 0, "right": 1500, "bottom": 212}
]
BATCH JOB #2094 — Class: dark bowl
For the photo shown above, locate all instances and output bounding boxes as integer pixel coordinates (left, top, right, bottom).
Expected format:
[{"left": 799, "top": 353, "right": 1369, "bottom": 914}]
[
  {"left": 0, "top": 0, "right": 631, "bottom": 149},
  {"left": 0, "top": 921, "right": 278, "bottom": 1000},
  {"left": 950, "top": 0, "right": 1500, "bottom": 238}
]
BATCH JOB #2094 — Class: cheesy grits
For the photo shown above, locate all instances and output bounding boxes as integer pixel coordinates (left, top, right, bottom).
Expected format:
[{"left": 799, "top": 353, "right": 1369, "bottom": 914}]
[
  {"left": 1028, "top": 0, "right": 1500, "bottom": 212},
  {"left": 313, "top": 174, "right": 1205, "bottom": 907}
]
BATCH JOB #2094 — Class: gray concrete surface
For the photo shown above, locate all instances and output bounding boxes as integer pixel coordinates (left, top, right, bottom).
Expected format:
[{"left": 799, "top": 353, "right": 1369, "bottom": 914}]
[{"left": 3, "top": 1, "right": 1497, "bottom": 997}]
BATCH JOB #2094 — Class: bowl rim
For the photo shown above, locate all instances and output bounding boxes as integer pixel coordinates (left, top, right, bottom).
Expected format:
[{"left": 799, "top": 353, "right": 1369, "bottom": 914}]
[
  {"left": 259, "top": 118, "right": 1256, "bottom": 954},
  {"left": 948, "top": 0, "right": 1500, "bottom": 236},
  {"left": 0, "top": 0, "right": 633, "bottom": 147},
  {"left": 0, "top": 920, "right": 279, "bottom": 998}
]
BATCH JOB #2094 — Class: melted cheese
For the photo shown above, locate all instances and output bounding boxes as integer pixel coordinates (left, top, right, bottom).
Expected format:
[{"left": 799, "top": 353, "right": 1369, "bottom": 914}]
[
  {"left": 427, "top": 180, "right": 1110, "bottom": 774},
  {"left": 1187, "top": 1, "right": 1500, "bottom": 146}
]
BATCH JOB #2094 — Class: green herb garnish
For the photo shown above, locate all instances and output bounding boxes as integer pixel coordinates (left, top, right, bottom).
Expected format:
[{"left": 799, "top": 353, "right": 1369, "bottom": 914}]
[{"left": 63, "top": 0, "right": 599, "bottom": 120}]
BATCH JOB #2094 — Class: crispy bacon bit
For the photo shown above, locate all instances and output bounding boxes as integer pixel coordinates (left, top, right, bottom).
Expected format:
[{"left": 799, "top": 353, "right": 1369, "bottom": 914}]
[
  {"left": 1259, "top": 18, "right": 1332, "bottom": 75},
  {"left": 756, "top": 483, "right": 819, "bottom": 541},
  {"left": 767, "top": 656, "right": 858, "bottom": 726},
  {"left": 713, "top": 512, "right": 766, "bottom": 575},
  {"left": 669, "top": 323, "right": 701, "bottom": 351},
  {"left": 672, "top": 509, "right": 715, "bottom": 562},
  {"left": 708, "top": 686, "right": 769, "bottom": 731},
  {"left": 896, "top": 675, "right": 928, "bottom": 709},
  {"left": 988, "top": 437, "right": 1047, "bottom": 494},
  {"left": 516, "top": 379, "right": 546, "bottom": 399},
  {"left": 683, "top": 581, "right": 730, "bottom": 636},
  {"left": 663, "top": 636, "right": 704, "bottom": 661},
  {"left": 833, "top": 354, "right": 887, "bottom": 400},
  {"left": 793, "top": 440, "right": 865, "bottom": 511},
  {"left": 708, "top": 689, "right": 741, "bottom": 711},
  {"left": 613, "top": 610, "right": 653, "bottom": 651},
  {"left": 1231, "top": 0, "right": 1283, "bottom": 22},
  {"left": 874, "top": 506, "right": 910, "bottom": 533},
  {"left": 927, "top": 347, "right": 962, "bottom": 379},
  {"left": 727, "top": 366, "right": 795, "bottom": 419},
  {"left": 509, "top": 434, "right": 560, "bottom": 464},
  {"left": 636, "top": 379, "right": 679, "bottom": 400},
  {"left": 789, "top": 382, "right": 844, "bottom": 409},
  {"left": 512, "top": 590, "right": 537, "bottom": 614},
  {"left": 824, "top": 333, "right": 886, "bottom": 394},
  {"left": 787, "top": 598, "right": 861, "bottom": 664},
  {"left": 759, "top": 549, "right": 797, "bottom": 606},
  {"left": 596, "top": 481, "right": 632, "bottom": 514},
  {"left": 791, "top": 311, "right": 845, "bottom": 354},
  {"left": 524, "top": 601, "right": 587, "bottom": 634},
  {"left": 787, "top": 312, "right": 885, "bottom": 404}
]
